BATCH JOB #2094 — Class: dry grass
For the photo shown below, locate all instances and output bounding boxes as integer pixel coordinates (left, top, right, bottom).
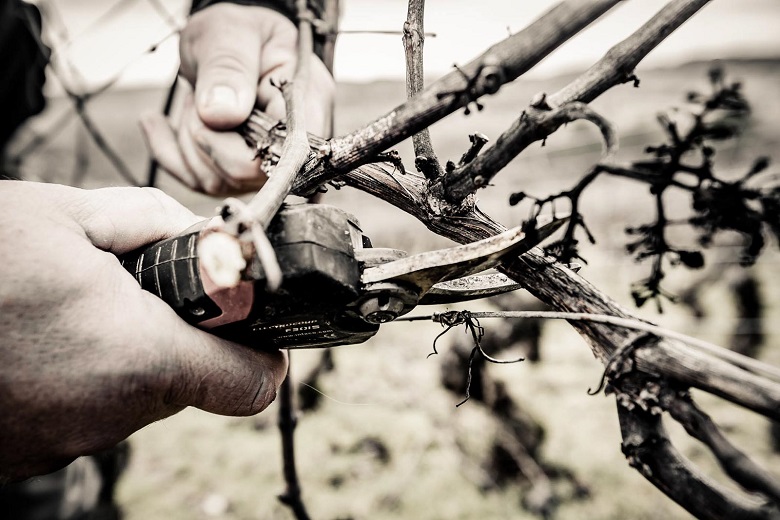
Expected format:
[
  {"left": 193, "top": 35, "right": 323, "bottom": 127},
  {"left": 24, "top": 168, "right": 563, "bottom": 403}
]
[{"left": 9, "top": 59, "right": 780, "bottom": 519}]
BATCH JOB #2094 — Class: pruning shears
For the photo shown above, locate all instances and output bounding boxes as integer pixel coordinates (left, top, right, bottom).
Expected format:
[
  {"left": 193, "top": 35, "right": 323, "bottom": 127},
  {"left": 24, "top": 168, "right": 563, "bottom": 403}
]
[{"left": 120, "top": 203, "right": 564, "bottom": 349}]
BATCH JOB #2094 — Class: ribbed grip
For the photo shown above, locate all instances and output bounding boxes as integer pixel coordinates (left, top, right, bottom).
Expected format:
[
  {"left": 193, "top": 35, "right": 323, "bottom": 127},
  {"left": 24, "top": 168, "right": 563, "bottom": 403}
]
[{"left": 119, "top": 230, "right": 222, "bottom": 324}]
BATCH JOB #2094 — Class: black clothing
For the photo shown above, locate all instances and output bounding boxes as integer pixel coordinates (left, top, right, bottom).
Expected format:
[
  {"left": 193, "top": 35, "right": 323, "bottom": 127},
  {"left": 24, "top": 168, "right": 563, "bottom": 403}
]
[{"left": 0, "top": 0, "right": 48, "bottom": 152}]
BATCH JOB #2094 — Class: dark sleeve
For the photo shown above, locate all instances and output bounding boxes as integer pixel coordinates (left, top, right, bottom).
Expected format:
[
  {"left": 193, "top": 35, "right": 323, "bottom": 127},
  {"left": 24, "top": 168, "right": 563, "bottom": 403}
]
[
  {"left": 0, "top": 0, "right": 49, "bottom": 152},
  {"left": 189, "top": 0, "right": 328, "bottom": 60}
]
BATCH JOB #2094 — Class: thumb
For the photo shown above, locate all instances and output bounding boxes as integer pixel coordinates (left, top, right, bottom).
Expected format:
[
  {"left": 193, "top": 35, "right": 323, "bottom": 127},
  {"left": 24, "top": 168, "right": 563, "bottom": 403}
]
[{"left": 180, "top": 6, "right": 263, "bottom": 130}]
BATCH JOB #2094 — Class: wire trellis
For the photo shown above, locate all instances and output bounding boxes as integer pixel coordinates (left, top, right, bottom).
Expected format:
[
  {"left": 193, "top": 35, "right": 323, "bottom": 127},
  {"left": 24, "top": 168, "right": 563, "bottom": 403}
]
[{"left": 5, "top": 0, "right": 188, "bottom": 186}]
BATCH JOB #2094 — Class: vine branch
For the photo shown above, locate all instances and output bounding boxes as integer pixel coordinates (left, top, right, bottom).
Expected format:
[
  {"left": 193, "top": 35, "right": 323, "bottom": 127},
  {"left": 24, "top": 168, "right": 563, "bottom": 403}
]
[
  {"left": 245, "top": 3, "right": 314, "bottom": 228},
  {"left": 441, "top": 0, "right": 712, "bottom": 202},
  {"left": 617, "top": 400, "right": 777, "bottom": 520},
  {"left": 445, "top": 102, "right": 617, "bottom": 200},
  {"left": 403, "top": 0, "right": 443, "bottom": 180},
  {"left": 236, "top": 1, "right": 780, "bottom": 516},
  {"left": 277, "top": 356, "right": 311, "bottom": 520},
  {"left": 282, "top": 0, "right": 622, "bottom": 195},
  {"left": 660, "top": 387, "right": 780, "bottom": 504}
]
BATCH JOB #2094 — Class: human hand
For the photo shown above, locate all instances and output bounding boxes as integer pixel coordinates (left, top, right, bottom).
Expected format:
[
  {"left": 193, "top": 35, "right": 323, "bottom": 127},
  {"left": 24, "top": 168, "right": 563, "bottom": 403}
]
[
  {"left": 140, "top": 4, "right": 334, "bottom": 195},
  {"left": 0, "top": 181, "right": 287, "bottom": 481}
]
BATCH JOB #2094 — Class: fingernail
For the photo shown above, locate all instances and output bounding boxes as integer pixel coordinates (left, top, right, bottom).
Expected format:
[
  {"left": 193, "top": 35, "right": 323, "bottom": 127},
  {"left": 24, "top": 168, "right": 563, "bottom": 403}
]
[{"left": 204, "top": 85, "right": 238, "bottom": 110}]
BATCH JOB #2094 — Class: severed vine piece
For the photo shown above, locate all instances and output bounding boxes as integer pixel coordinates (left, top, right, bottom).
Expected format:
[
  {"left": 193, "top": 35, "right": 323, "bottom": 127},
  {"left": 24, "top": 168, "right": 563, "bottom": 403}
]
[{"left": 239, "top": 0, "right": 780, "bottom": 518}]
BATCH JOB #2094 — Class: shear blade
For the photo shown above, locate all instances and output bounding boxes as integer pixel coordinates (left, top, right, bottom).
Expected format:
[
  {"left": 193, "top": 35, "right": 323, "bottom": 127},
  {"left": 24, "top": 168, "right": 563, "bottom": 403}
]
[
  {"left": 419, "top": 272, "right": 522, "bottom": 305},
  {"left": 360, "top": 217, "right": 566, "bottom": 295}
]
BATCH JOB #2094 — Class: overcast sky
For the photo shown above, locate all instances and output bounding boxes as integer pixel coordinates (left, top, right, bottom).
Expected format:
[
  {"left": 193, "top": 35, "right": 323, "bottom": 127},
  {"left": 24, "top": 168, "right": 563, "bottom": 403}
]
[{"left": 42, "top": 0, "right": 780, "bottom": 91}]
